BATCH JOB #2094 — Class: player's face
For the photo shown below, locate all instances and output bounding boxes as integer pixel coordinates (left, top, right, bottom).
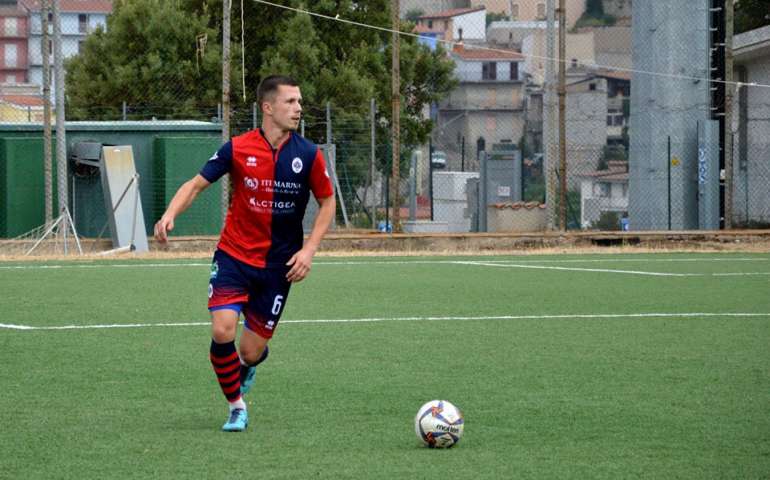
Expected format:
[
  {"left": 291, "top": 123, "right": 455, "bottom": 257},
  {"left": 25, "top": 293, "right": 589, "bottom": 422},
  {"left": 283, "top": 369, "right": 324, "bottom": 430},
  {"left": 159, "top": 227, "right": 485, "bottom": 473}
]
[{"left": 270, "top": 85, "right": 302, "bottom": 132}]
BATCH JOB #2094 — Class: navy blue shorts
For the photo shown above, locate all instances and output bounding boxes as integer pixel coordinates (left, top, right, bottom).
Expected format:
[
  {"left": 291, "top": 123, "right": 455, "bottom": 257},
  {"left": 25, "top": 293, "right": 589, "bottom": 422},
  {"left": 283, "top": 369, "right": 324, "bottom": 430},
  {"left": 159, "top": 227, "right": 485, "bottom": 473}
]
[{"left": 207, "top": 249, "right": 292, "bottom": 339}]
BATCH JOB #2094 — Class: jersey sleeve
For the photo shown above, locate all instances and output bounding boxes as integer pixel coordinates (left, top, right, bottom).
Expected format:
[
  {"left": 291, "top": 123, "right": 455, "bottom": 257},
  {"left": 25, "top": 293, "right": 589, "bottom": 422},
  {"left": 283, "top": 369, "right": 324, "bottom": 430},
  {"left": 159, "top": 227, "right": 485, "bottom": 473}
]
[
  {"left": 309, "top": 148, "right": 335, "bottom": 199},
  {"left": 199, "top": 141, "right": 233, "bottom": 183}
]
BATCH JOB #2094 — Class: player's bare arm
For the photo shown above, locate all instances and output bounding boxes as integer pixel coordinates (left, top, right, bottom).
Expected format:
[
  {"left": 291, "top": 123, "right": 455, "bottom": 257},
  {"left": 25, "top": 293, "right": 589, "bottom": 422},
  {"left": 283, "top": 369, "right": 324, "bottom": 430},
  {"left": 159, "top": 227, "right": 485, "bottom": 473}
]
[
  {"left": 286, "top": 194, "right": 336, "bottom": 283},
  {"left": 154, "top": 174, "right": 211, "bottom": 244}
]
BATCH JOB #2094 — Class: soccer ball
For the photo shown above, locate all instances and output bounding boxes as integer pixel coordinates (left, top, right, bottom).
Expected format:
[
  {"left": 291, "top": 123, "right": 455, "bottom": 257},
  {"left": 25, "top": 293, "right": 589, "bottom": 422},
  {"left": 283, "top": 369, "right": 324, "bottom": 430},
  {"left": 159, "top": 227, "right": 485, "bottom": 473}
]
[{"left": 414, "top": 400, "right": 464, "bottom": 448}]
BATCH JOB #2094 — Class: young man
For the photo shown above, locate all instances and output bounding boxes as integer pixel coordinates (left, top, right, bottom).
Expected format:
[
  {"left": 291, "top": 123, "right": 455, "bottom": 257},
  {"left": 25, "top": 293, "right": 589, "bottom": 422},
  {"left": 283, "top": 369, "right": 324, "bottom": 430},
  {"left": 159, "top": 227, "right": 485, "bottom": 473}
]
[{"left": 154, "top": 75, "right": 336, "bottom": 432}]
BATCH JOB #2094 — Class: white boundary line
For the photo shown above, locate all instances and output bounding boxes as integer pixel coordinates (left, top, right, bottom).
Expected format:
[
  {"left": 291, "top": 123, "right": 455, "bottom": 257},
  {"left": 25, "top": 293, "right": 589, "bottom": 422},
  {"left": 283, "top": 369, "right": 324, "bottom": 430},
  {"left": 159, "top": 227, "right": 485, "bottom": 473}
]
[
  {"left": 1, "top": 257, "right": 769, "bottom": 270},
  {"left": 2, "top": 312, "right": 769, "bottom": 331},
  {"left": 453, "top": 260, "right": 698, "bottom": 276}
]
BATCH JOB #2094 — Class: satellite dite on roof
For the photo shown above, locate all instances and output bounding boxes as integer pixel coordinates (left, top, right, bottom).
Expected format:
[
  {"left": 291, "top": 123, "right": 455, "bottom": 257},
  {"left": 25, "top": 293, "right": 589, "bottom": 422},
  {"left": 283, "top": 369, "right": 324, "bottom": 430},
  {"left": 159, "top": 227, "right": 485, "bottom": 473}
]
[{"left": 97, "top": 146, "right": 149, "bottom": 253}]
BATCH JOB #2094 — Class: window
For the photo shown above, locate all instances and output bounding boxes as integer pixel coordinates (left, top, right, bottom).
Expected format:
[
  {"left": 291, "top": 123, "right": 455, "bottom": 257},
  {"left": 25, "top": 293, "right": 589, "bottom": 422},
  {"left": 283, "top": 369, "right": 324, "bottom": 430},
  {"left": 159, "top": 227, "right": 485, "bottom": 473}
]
[
  {"left": 5, "top": 43, "right": 17, "bottom": 68},
  {"left": 48, "top": 11, "right": 52, "bottom": 23},
  {"left": 511, "top": 3, "right": 519, "bottom": 18},
  {"left": 589, "top": 83, "right": 597, "bottom": 91},
  {"left": 482, "top": 61, "right": 497, "bottom": 80},
  {"left": 49, "top": 40, "right": 52, "bottom": 55},
  {"left": 444, "top": 21, "right": 448, "bottom": 29},
  {"left": 571, "top": 58, "right": 578, "bottom": 68},
  {"left": 486, "top": 115, "right": 497, "bottom": 131},
  {"left": 510, "top": 62, "right": 518, "bottom": 80},
  {"left": 79, "top": 14, "right": 88, "bottom": 33},
  {"left": 607, "top": 109, "right": 625, "bottom": 127},
  {"left": 596, "top": 182, "right": 610, "bottom": 197},
  {"left": 428, "top": 20, "right": 433, "bottom": 29},
  {"left": 6, "top": 74, "right": 15, "bottom": 84},
  {"left": 458, "top": 27, "right": 463, "bottom": 40},
  {"left": 537, "top": 3, "right": 546, "bottom": 19},
  {"left": 5, "top": 18, "right": 17, "bottom": 36}
]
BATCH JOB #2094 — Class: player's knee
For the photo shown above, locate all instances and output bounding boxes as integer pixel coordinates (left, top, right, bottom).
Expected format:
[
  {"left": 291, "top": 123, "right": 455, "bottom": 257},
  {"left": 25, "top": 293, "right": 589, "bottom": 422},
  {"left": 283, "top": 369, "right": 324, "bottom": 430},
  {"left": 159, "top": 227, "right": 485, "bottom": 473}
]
[
  {"left": 241, "top": 344, "right": 266, "bottom": 365},
  {"left": 211, "top": 323, "right": 236, "bottom": 343}
]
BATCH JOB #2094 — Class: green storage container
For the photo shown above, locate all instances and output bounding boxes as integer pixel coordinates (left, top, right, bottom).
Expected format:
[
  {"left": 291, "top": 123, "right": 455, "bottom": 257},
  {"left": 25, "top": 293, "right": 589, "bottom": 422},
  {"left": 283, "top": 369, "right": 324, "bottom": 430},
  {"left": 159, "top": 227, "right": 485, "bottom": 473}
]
[
  {"left": 153, "top": 136, "right": 223, "bottom": 236},
  {"left": 0, "top": 138, "right": 58, "bottom": 238}
]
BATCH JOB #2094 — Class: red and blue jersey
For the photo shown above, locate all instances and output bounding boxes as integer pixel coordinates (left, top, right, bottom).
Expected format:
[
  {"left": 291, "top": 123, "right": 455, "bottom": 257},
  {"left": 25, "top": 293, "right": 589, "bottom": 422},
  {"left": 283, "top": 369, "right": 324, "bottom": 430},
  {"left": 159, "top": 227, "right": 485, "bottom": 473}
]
[{"left": 200, "top": 129, "right": 334, "bottom": 268}]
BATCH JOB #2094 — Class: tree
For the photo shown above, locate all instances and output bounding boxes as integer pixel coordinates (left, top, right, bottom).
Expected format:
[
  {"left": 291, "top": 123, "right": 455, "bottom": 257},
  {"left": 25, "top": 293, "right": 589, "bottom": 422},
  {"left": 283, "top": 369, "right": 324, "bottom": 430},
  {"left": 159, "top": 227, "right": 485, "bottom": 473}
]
[
  {"left": 65, "top": 0, "right": 241, "bottom": 120},
  {"left": 486, "top": 12, "right": 508, "bottom": 27},
  {"left": 405, "top": 8, "right": 424, "bottom": 24},
  {"left": 256, "top": 2, "right": 457, "bottom": 185},
  {"left": 735, "top": 0, "right": 770, "bottom": 34}
]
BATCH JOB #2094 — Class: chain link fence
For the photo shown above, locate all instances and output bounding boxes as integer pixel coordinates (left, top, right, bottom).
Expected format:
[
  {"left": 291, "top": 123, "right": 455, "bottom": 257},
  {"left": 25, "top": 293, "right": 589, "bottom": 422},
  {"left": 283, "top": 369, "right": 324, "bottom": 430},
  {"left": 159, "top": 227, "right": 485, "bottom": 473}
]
[{"left": 0, "top": 0, "right": 768, "bottom": 253}]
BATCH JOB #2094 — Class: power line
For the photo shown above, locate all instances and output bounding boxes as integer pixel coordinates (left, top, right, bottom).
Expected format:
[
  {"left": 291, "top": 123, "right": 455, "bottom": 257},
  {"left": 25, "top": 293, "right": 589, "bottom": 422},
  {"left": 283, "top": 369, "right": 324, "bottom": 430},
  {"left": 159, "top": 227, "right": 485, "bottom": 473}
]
[{"left": 252, "top": 0, "right": 770, "bottom": 90}]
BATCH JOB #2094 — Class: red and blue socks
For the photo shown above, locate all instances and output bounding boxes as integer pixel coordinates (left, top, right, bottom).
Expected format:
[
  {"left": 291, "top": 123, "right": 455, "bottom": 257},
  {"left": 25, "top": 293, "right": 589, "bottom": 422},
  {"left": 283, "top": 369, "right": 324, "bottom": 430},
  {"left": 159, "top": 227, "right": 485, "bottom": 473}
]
[{"left": 210, "top": 339, "right": 246, "bottom": 411}]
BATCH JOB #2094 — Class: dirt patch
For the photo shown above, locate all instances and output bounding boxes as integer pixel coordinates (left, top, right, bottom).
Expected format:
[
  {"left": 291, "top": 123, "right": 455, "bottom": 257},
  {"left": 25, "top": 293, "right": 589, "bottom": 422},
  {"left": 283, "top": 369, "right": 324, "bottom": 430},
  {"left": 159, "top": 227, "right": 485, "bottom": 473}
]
[{"left": 2, "top": 230, "right": 768, "bottom": 261}]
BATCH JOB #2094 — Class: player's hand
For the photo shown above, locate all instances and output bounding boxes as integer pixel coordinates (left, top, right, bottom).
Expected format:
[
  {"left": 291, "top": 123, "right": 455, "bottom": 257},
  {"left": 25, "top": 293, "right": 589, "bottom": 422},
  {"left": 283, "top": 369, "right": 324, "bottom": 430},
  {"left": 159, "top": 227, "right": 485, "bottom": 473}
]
[
  {"left": 286, "top": 248, "right": 314, "bottom": 283},
  {"left": 154, "top": 216, "right": 175, "bottom": 244}
]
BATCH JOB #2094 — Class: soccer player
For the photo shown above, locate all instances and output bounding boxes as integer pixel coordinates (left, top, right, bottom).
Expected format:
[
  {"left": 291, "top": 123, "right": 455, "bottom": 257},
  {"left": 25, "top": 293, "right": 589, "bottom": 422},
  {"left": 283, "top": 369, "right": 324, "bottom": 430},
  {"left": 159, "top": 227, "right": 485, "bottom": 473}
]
[{"left": 153, "top": 75, "right": 336, "bottom": 432}]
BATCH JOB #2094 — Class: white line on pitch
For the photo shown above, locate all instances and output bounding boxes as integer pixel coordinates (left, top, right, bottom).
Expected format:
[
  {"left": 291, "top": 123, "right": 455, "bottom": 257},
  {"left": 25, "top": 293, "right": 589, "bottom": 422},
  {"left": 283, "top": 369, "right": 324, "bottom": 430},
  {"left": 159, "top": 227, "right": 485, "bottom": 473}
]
[
  {"left": 1, "top": 257, "right": 769, "bottom": 270},
  {"left": 452, "top": 261, "right": 700, "bottom": 276},
  {"left": 3, "top": 312, "right": 769, "bottom": 331}
]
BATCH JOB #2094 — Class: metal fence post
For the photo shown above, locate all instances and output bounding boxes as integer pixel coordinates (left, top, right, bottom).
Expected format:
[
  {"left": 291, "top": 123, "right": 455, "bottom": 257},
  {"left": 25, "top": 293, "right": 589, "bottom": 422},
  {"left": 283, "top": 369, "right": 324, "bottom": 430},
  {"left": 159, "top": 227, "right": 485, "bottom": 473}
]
[
  {"left": 371, "top": 98, "right": 376, "bottom": 229},
  {"left": 479, "top": 150, "right": 488, "bottom": 232}
]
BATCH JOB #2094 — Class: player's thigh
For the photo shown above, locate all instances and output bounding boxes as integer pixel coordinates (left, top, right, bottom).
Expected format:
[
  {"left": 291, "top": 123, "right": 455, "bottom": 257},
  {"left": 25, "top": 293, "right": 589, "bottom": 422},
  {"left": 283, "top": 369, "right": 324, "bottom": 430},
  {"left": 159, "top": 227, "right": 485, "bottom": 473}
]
[
  {"left": 210, "top": 307, "right": 240, "bottom": 343},
  {"left": 242, "top": 267, "right": 292, "bottom": 339},
  {"left": 209, "top": 249, "right": 250, "bottom": 308}
]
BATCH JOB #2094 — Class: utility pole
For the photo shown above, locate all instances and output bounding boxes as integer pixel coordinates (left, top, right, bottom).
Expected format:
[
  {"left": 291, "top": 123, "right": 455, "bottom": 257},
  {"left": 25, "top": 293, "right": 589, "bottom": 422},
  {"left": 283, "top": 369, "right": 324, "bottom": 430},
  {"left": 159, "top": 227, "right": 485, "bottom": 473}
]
[
  {"left": 52, "top": 0, "right": 67, "bottom": 219},
  {"left": 42, "top": 1, "right": 52, "bottom": 225},
  {"left": 545, "top": 0, "right": 555, "bottom": 230},
  {"left": 557, "top": 0, "right": 567, "bottom": 231},
  {"left": 391, "top": 0, "right": 400, "bottom": 232},
  {"left": 724, "top": 0, "right": 734, "bottom": 229},
  {"left": 221, "top": 0, "right": 231, "bottom": 229}
]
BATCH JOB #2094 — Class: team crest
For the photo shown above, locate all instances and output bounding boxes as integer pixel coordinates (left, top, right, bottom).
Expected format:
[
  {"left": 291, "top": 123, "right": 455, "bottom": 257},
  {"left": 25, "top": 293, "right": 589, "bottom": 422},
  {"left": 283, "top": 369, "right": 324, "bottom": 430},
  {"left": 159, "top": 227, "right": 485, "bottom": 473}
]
[
  {"left": 244, "top": 177, "right": 259, "bottom": 192},
  {"left": 208, "top": 284, "right": 214, "bottom": 298},
  {"left": 292, "top": 157, "right": 303, "bottom": 174},
  {"left": 210, "top": 261, "right": 219, "bottom": 279},
  {"left": 247, "top": 156, "right": 257, "bottom": 167}
]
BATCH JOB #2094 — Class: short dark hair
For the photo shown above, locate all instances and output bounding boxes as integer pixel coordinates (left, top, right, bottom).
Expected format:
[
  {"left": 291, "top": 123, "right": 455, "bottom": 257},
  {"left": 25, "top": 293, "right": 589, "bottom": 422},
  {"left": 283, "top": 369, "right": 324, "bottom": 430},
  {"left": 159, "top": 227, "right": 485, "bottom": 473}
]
[{"left": 257, "top": 75, "right": 299, "bottom": 106}]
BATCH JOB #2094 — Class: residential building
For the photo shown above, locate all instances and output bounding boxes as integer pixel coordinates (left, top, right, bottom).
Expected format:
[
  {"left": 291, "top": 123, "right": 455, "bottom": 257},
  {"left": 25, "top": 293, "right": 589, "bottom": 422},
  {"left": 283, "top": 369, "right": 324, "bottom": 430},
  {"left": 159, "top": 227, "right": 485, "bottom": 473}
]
[
  {"left": 471, "top": 0, "right": 585, "bottom": 26},
  {"left": 733, "top": 24, "right": 770, "bottom": 226},
  {"left": 415, "top": 6, "right": 486, "bottom": 45},
  {"left": 521, "top": 30, "right": 595, "bottom": 83},
  {"left": 0, "top": 0, "right": 28, "bottom": 84},
  {"left": 577, "top": 159, "right": 628, "bottom": 228},
  {"left": 435, "top": 43, "right": 527, "bottom": 170},
  {"left": 26, "top": 0, "right": 112, "bottom": 93},
  {"left": 593, "top": 25, "right": 631, "bottom": 70},
  {"left": 0, "top": 83, "right": 49, "bottom": 121}
]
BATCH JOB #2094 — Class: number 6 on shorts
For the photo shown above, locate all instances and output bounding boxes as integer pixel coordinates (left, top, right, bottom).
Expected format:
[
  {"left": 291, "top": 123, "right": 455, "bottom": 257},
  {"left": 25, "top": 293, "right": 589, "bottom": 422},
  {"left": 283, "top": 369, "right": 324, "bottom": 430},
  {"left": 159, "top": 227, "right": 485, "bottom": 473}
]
[{"left": 271, "top": 295, "right": 284, "bottom": 316}]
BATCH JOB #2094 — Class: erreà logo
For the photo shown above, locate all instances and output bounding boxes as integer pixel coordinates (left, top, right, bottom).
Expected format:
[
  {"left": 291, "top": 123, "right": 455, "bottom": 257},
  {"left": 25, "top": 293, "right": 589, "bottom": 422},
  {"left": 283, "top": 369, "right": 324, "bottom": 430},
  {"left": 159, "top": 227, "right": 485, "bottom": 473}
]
[
  {"left": 247, "top": 156, "right": 257, "bottom": 167},
  {"left": 292, "top": 157, "right": 303, "bottom": 174},
  {"left": 244, "top": 177, "right": 258, "bottom": 192}
]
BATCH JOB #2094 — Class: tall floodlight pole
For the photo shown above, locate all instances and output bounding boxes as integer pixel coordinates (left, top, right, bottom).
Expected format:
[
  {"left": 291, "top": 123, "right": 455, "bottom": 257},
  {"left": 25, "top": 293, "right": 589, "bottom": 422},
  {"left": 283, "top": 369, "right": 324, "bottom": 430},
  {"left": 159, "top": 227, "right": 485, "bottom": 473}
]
[
  {"left": 52, "top": 0, "right": 67, "bottom": 220},
  {"left": 545, "top": 0, "right": 555, "bottom": 230},
  {"left": 557, "top": 0, "right": 567, "bottom": 231},
  {"left": 391, "top": 0, "right": 400, "bottom": 232},
  {"left": 221, "top": 0, "right": 231, "bottom": 229},
  {"left": 42, "top": 1, "right": 52, "bottom": 225},
  {"left": 724, "top": 0, "right": 734, "bottom": 229}
]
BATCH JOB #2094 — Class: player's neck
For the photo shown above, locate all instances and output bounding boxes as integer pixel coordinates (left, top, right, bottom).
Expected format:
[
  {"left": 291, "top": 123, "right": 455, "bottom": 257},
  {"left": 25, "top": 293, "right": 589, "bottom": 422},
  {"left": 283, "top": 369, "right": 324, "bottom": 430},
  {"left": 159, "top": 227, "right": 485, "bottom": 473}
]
[{"left": 260, "top": 123, "right": 291, "bottom": 149}]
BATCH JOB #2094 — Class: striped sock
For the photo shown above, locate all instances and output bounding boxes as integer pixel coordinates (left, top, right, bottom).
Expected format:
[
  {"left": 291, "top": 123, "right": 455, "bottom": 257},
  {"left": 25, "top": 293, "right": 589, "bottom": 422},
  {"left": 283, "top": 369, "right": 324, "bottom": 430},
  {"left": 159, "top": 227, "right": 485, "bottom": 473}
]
[{"left": 210, "top": 339, "right": 242, "bottom": 404}]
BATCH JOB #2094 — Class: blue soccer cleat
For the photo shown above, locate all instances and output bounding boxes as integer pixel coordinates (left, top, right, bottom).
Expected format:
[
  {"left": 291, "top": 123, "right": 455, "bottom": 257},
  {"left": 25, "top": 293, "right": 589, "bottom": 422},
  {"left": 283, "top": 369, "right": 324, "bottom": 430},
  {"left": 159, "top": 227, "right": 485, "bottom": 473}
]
[
  {"left": 240, "top": 364, "right": 256, "bottom": 396},
  {"left": 222, "top": 408, "right": 248, "bottom": 432}
]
